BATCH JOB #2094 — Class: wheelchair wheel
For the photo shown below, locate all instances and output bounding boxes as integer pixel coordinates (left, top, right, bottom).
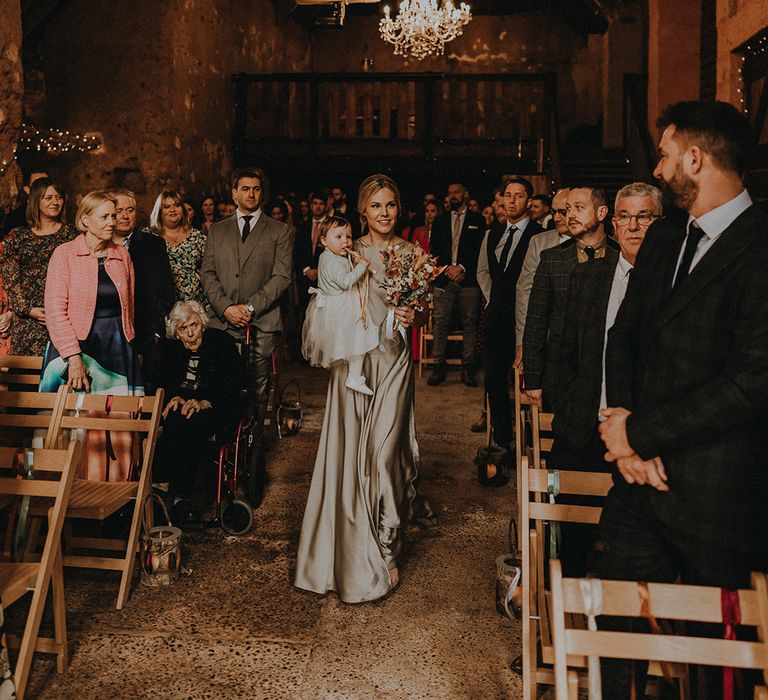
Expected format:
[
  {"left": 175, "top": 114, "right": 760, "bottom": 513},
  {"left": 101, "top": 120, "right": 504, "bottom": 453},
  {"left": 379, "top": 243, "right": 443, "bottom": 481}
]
[{"left": 221, "top": 499, "right": 253, "bottom": 536}]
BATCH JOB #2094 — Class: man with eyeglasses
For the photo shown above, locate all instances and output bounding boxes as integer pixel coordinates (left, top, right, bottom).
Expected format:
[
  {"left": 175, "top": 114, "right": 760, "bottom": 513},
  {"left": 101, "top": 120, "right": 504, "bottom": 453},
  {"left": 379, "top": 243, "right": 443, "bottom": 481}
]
[
  {"left": 545, "top": 182, "right": 661, "bottom": 576},
  {"left": 110, "top": 188, "right": 174, "bottom": 362}
]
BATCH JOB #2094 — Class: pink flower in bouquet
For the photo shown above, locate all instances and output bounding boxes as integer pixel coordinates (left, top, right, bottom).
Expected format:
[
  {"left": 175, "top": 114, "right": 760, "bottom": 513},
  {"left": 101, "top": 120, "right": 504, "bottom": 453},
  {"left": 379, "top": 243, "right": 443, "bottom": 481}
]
[{"left": 379, "top": 243, "right": 446, "bottom": 312}]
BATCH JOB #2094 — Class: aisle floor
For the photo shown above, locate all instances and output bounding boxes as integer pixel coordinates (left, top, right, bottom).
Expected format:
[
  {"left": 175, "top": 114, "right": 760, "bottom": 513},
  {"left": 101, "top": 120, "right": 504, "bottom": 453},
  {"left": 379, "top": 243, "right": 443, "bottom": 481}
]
[{"left": 26, "top": 363, "right": 522, "bottom": 699}]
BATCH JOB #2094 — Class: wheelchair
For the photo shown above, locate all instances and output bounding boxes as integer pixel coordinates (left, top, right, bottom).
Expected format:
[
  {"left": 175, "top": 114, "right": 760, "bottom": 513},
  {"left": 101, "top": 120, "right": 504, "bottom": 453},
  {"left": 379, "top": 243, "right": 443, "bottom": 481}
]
[{"left": 200, "top": 329, "right": 281, "bottom": 536}]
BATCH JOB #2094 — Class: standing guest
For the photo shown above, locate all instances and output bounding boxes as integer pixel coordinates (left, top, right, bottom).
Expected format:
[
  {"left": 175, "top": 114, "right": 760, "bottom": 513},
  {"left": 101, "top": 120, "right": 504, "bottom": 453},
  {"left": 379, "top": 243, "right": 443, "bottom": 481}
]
[
  {"left": 297, "top": 199, "right": 310, "bottom": 227},
  {"left": 529, "top": 194, "right": 553, "bottom": 229},
  {"left": 514, "top": 188, "right": 571, "bottom": 367},
  {"left": 269, "top": 199, "right": 296, "bottom": 236},
  {"left": 523, "top": 186, "right": 618, "bottom": 408},
  {"left": 481, "top": 205, "right": 495, "bottom": 228},
  {"left": 295, "top": 174, "right": 433, "bottom": 602},
  {"left": 41, "top": 191, "right": 141, "bottom": 481},
  {"left": 216, "top": 200, "right": 229, "bottom": 220},
  {"left": 150, "top": 300, "right": 243, "bottom": 511},
  {"left": 468, "top": 198, "right": 480, "bottom": 214},
  {"left": 183, "top": 199, "right": 198, "bottom": 228},
  {"left": 1, "top": 170, "right": 48, "bottom": 237},
  {"left": 148, "top": 190, "right": 207, "bottom": 306},
  {"left": 295, "top": 191, "right": 329, "bottom": 309},
  {"left": 599, "top": 101, "right": 768, "bottom": 698},
  {"left": 427, "top": 182, "right": 485, "bottom": 387},
  {"left": 111, "top": 188, "right": 174, "bottom": 359},
  {"left": 476, "top": 177, "right": 542, "bottom": 451},
  {"left": 200, "top": 167, "right": 292, "bottom": 440},
  {"left": 199, "top": 196, "right": 216, "bottom": 235},
  {"left": 406, "top": 199, "right": 439, "bottom": 252},
  {"left": 329, "top": 185, "right": 360, "bottom": 238},
  {"left": 0, "top": 177, "right": 77, "bottom": 356},
  {"left": 221, "top": 202, "right": 236, "bottom": 218},
  {"left": 548, "top": 182, "right": 661, "bottom": 577}
]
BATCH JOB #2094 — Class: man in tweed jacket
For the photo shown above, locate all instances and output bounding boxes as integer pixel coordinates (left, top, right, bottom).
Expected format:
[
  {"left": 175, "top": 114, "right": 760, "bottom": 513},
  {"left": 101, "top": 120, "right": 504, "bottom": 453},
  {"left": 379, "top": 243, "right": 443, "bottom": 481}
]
[
  {"left": 522, "top": 186, "right": 618, "bottom": 408},
  {"left": 599, "top": 101, "right": 768, "bottom": 697}
]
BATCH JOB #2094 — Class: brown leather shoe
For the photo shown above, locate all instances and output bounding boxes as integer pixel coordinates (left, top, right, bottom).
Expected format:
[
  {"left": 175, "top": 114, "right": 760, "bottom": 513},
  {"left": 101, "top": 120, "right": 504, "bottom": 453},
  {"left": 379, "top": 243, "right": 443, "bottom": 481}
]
[
  {"left": 427, "top": 365, "right": 446, "bottom": 386},
  {"left": 461, "top": 368, "right": 478, "bottom": 387},
  {"left": 470, "top": 410, "right": 487, "bottom": 432}
]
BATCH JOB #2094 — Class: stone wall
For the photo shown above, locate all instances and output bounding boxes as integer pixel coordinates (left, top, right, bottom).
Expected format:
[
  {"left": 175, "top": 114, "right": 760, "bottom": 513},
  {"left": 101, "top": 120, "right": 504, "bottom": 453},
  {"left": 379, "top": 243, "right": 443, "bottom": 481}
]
[
  {"left": 26, "top": 0, "right": 310, "bottom": 217},
  {"left": 0, "top": 0, "right": 23, "bottom": 213}
]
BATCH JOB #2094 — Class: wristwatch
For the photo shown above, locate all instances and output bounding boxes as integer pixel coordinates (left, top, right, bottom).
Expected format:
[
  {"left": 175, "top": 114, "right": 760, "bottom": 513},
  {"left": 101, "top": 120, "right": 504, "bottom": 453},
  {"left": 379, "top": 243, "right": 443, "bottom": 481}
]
[{"left": 247, "top": 303, "right": 255, "bottom": 314}]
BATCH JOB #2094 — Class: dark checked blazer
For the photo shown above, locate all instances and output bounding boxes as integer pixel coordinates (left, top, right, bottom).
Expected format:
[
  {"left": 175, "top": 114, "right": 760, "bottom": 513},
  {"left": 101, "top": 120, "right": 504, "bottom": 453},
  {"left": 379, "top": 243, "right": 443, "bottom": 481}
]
[
  {"left": 605, "top": 204, "right": 768, "bottom": 557},
  {"left": 430, "top": 209, "right": 486, "bottom": 288},
  {"left": 523, "top": 236, "right": 619, "bottom": 393},
  {"left": 550, "top": 257, "right": 619, "bottom": 450}
]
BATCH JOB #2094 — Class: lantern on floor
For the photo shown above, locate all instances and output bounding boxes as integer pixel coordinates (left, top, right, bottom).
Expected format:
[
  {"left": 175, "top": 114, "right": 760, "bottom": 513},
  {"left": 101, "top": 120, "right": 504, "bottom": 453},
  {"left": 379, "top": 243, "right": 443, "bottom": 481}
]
[{"left": 277, "top": 381, "right": 303, "bottom": 438}]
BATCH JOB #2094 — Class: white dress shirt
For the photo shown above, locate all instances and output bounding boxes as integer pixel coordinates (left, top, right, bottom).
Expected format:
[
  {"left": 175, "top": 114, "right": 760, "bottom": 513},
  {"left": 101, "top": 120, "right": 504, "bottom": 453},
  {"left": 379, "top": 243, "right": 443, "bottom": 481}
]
[
  {"left": 236, "top": 208, "right": 261, "bottom": 238},
  {"left": 495, "top": 215, "right": 530, "bottom": 269},
  {"left": 673, "top": 189, "right": 752, "bottom": 282},
  {"left": 599, "top": 254, "right": 633, "bottom": 417}
]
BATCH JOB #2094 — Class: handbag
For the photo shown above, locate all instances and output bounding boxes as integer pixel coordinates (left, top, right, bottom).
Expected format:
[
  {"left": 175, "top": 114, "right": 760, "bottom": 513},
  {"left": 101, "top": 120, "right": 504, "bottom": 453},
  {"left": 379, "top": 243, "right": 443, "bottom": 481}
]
[{"left": 140, "top": 494, "right": 182, "bottom": 588}]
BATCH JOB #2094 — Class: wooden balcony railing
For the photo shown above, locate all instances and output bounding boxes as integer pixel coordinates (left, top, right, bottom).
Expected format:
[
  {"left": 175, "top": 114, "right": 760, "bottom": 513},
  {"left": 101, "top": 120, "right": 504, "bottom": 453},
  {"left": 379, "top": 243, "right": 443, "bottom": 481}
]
[{"left": 233, "top": 72, "right": 559, "bottom": 176}]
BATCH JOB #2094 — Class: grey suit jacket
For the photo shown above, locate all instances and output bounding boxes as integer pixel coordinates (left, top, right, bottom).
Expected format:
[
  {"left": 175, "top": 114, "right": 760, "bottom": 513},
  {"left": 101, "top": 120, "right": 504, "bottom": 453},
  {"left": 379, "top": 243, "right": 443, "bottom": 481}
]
[
  {"left": 515, "top": 227, "right": 563, "bottom": 344},
  {"left": 201, "top": 213, "right": 293, "bottom": 336}
]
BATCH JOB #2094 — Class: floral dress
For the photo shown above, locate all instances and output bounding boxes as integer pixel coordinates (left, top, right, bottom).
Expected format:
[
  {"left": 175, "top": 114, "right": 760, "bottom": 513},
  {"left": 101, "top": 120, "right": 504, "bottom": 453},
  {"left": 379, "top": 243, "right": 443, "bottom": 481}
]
[
  {"left": 0, "top": 224, "right": 78, "bottom": 356},
  {"left": 149, "top": 228, "right": 207, "bottom": 306}
]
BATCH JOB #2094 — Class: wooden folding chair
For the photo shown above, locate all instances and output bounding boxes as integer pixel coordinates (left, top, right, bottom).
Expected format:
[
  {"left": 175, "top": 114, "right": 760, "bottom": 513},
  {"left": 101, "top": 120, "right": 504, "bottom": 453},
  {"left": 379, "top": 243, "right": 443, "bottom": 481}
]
[
  {"left": 0, "top": 441, "right": 81, "bottom": 699},
  {"left": 520, "top": 453, "right": 613, "bottom": 699},
  {"left": 550, "top": 558, "right": 768, "bottom": 700},
  {"left": 31, "top": 390, "right": 164, "bottom": 609},
  {"left": 0, "top": 356, "right": 43, "bottom": 392},
  {"left": 418, "top": 303, "right": 463, "bottom": 377},
  {"left": 0, "top": 386, "right": 66, "bottom": 449}
]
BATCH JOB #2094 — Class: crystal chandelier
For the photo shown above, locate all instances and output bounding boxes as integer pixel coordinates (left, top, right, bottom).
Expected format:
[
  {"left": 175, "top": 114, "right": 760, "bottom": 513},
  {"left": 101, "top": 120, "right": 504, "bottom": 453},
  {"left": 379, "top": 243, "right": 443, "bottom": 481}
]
[{"left": 379, "top": 0, "right": 473, "bottom": 61}]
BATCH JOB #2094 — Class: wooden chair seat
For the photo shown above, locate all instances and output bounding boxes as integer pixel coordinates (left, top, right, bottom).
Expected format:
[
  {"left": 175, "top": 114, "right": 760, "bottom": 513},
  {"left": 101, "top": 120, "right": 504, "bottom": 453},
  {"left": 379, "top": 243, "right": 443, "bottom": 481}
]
[
  {"left": 31, "top": 480, "right": 138, "bottom": 521},
  {"left": 0, "top": 562, "right": 39, "bottom": 608}
]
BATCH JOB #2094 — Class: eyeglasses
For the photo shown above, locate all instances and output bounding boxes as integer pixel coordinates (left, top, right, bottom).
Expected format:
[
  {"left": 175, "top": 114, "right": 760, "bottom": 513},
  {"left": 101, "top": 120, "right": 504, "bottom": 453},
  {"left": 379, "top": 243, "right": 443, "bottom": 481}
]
[
  {"left": 553, "top": 209, "right": 568, "bottom": 217},
  {"left": 615, "top": 213, "right": 657, "bottom": 226}
]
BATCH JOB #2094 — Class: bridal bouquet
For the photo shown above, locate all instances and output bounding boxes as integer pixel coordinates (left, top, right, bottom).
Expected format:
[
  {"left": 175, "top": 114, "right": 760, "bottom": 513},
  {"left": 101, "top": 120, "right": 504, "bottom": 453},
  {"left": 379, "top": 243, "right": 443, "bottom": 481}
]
[{"left": 380, "top": 243, "right": 445, "bottom": 312}]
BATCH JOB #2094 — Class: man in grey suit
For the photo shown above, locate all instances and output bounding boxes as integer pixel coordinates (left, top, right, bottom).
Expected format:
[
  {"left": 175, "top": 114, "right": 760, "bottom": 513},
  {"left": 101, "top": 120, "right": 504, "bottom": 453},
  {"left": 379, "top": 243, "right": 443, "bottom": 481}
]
[
  {"left": 514, "top": 188, "right": 570, "bottom": 368},
  {"left": 201, "top": 167, "right": 293, "bottom": 439}
]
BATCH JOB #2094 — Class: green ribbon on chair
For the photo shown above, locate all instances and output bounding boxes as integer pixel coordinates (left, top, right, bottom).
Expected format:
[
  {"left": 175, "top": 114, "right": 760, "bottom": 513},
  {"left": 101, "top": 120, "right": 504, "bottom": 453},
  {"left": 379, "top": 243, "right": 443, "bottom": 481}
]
[
  {"left": 14, "top": 449, "right": 35, "bottom": 561},
  {"left": 547, "top": 469, "right": 561, "bottom": 559}
]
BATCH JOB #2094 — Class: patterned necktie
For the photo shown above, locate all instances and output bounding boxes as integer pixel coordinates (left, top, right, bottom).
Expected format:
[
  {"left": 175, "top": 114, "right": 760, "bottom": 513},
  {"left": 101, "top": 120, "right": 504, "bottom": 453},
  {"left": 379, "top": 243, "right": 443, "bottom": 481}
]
[
  {"left": 451, "top": 213, "right": 462, "bottom": 265},
  {"left": 499, "top": 226, "right": 517, "bottom": 270},
  {"left": 584, "top": 245, "right": 596, "bottom": 260},
  {"left": 672, "top": 222, "right": 706, "bottom": 292},
  {"left": 241, "top": 215, "right": 252, "bottom": 242}
]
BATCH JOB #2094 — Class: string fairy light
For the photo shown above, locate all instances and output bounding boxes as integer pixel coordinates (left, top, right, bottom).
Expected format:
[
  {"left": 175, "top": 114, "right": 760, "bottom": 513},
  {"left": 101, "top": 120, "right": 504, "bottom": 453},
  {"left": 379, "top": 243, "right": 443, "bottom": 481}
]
[
  {"left": 0, "top": 124, "right": 102, "bottom": 178},
  {"left": 738, "top": 29, "right": 768, "bottom": 115}
]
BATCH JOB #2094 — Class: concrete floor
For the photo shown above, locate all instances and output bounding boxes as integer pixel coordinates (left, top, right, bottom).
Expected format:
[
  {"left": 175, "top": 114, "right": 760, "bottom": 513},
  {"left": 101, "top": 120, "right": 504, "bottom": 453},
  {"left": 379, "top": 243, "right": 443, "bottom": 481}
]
[{"left": 24, "top": 363, "right": 523, "bottom": 699}]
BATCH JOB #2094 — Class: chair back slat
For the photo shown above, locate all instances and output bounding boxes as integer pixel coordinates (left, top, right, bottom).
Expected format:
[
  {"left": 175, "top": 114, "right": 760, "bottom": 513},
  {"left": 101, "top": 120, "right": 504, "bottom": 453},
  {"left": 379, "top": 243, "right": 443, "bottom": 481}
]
[
  {"left": 61, "top": 393, "right": 160, "bottom": 413},
  {"left": 0, "top": 392, "right": 58, "bottom": 409},
  {"left": 0, "top": 356, "right": 43, "bottom": 371},
  {"left": 58, "top": 417, "right": 152, "bottom": 432},
  {"left": 529, "top": 502, "right": 602, "bottom": 525},
  {"left": 0, "top": 447, "right": 70, "bottom": 473},
  {"left": 0, "top": 480, "right": 61, "bottom": 498},
  {"left": 0, "top": 386, "right": 68, "bottom": 448},
  {"left": 528, "top": 468, "right": 613, "bottom": 497},
  {"left": 564, "top": 629, "right": 768, "bottom": 669},
  {"left": 562, "top": 579, "right": 764, "bottom": 625}
]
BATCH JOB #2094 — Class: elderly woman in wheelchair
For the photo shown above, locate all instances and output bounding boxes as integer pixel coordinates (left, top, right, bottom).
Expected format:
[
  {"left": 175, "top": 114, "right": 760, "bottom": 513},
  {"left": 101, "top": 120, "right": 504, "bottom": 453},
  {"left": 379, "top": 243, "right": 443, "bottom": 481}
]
[{"left": 149, "top": 300, "right": 243, "bottom": 522}]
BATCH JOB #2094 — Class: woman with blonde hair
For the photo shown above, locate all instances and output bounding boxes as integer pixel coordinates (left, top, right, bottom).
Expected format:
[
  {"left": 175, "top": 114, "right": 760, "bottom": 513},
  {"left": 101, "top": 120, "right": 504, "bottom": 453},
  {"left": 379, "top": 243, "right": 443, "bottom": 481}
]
[
  {"left": 41, "top": 190, "right": 142, "bottom": 480},
  {"left": 148, "top": 190, "right": 207, "bottom": 306},
  {"left": 0, "top": 177, "right": 77, "bottom": 355},
  {"left": 294, "top": 174, "right": 434, "bottom": 602}
]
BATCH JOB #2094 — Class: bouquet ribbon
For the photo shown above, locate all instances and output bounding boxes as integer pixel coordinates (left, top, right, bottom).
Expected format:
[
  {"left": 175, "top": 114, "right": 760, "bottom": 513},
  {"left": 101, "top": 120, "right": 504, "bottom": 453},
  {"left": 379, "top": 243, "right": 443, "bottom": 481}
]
[{"left": 385, "top": 307, "right": 397, "bottom": 340}]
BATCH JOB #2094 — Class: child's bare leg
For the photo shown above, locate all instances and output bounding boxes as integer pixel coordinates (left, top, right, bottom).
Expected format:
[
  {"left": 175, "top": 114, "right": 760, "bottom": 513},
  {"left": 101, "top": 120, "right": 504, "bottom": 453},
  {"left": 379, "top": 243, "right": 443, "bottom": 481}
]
[{"left": 345, "top": 354, "right": 373, "bottom": 395}]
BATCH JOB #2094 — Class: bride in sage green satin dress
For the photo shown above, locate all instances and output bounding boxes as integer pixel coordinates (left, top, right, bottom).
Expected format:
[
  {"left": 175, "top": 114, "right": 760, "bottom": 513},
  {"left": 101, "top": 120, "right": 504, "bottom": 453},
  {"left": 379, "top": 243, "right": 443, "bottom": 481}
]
[{"left": 294, "top": 174, "right": 434, "bottom": 603}]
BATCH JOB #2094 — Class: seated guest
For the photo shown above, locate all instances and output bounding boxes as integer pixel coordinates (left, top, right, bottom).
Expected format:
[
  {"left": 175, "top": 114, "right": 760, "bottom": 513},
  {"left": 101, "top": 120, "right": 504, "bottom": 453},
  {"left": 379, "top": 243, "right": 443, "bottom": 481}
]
[
  {"left": 147, "top": 190, "right": 207, "bottom": 306},
  {"left": 42, "top": 190, "right": 141, "bottom": 481},
  {"left": 529, "top": 194, "right": 553, "bottom": 229},
  {"left": 111, "top": 188, "right": 175, "bottom": 361},
  {"left": 0, "top": 176, "right": 77, "bottom": 356},
  {"left": 523, "top": 186, "right": 618, "bottom": 409},
  {"left": 548, "top": 182, "right": 661, "bottom": 576},
  {"left": 150, "top": 300, "right": 243, "bottom": 508}
]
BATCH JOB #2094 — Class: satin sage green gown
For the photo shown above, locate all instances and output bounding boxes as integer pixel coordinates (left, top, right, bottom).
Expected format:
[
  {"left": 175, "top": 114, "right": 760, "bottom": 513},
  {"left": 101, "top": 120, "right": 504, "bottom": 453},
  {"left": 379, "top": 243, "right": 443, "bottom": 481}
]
[{"left": 294, "top": 238, "right": 433, "bottom": 603}]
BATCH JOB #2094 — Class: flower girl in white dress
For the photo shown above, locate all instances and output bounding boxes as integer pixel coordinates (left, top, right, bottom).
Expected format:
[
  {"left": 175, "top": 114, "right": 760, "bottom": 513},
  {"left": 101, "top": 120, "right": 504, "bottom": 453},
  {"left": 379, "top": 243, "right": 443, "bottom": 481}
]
[{"left": 302, "top": 217, "right": 380, "bottom": 395}]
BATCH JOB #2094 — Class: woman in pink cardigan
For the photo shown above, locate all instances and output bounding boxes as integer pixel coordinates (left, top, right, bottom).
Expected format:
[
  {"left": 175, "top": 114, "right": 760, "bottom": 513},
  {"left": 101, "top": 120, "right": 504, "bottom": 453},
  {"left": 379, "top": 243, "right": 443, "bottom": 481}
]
[{"left": 41, "top": 190, "right": 143, "bottom": 480}]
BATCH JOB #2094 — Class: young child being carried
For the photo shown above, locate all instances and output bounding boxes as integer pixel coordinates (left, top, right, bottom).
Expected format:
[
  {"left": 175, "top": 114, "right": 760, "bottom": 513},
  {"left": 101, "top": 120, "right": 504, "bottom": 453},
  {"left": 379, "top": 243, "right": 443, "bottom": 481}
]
[{"left": 302, "top": 216, "right": 380, "bottom": 395}]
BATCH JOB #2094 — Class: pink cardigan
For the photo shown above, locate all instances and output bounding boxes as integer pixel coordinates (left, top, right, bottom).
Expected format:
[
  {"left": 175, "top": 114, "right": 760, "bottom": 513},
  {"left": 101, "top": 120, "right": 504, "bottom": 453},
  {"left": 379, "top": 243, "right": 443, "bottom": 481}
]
[{"left": 45, "top": 234, "right": 135, "bottom": 359}]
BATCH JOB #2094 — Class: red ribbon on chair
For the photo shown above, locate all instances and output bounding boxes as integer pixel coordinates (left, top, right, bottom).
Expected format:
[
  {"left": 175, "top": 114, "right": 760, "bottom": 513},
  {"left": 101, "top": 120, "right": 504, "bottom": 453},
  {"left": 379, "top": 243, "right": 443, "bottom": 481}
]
[
  {"left": 721, "top": 588, "right": 741, "bottom": 700},
  {"left": 104, "top": 395, "right": 117, "bottom": 481}
]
